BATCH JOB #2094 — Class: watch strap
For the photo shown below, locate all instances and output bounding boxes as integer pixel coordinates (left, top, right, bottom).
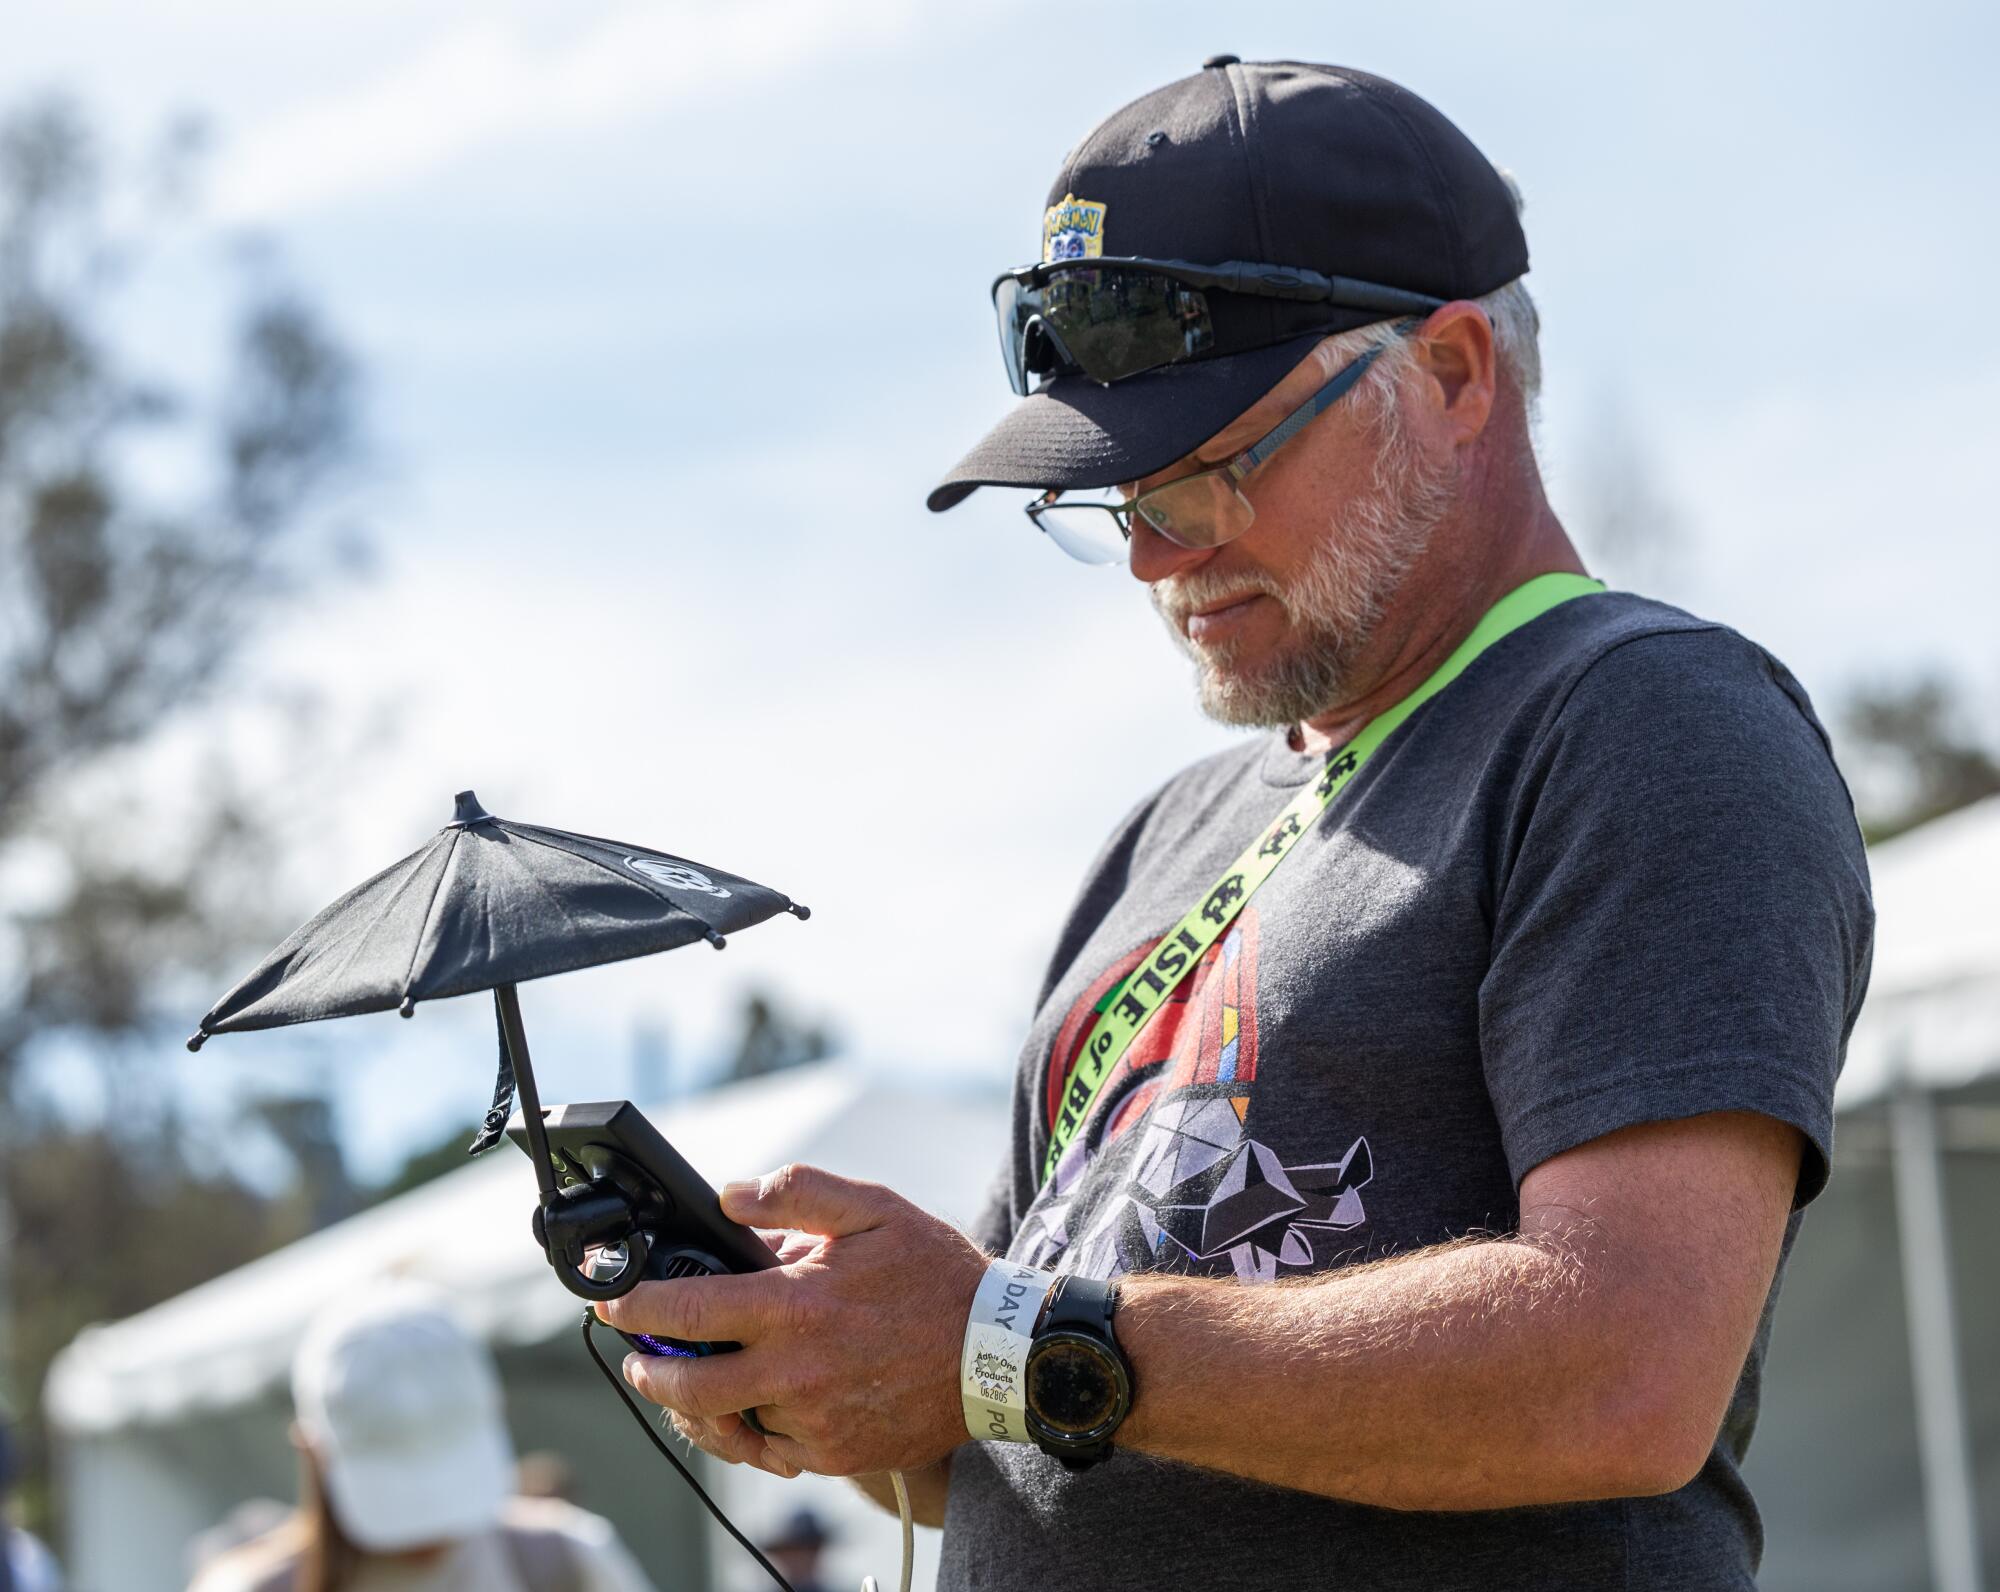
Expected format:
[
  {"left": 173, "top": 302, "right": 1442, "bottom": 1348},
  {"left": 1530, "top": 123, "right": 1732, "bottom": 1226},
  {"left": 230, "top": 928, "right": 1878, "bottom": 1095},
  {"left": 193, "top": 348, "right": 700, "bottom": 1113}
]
[{"left": 1041, "top": 1272, "right": 1118, "bottom": 1342}]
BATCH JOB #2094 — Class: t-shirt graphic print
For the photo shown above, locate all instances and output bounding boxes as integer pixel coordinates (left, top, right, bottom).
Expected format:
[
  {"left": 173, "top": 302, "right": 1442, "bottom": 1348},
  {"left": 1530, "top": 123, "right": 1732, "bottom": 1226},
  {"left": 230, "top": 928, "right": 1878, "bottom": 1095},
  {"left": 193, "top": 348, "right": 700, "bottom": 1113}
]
[{"left": 1013, "top": 908, "right": 1373, "bottom": 1284}]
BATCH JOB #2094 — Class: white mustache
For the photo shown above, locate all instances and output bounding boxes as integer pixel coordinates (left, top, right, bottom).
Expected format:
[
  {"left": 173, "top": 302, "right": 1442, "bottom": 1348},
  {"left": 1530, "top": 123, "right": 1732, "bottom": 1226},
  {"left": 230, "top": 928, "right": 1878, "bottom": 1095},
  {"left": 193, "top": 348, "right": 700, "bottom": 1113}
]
[{"left": 1152, "top": 570, "right": 1284, "bottom": 629}]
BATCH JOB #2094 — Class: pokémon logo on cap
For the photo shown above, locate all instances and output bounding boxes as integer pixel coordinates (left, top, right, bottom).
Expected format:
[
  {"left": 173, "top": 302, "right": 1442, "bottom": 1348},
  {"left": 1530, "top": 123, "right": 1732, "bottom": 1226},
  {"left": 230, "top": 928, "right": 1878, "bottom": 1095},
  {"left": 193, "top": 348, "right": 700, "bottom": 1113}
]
[{"left": 1042, "top": 193, "right": 1107, "bottom": 262}]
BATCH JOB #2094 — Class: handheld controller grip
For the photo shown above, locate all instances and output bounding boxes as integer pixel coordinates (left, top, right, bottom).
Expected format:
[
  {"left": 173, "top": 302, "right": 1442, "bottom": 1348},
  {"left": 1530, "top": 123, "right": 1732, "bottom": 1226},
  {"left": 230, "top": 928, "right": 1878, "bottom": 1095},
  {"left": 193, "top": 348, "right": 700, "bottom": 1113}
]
[{"left": 507, "top": 1099, "right": 779, "bottom": 1360}]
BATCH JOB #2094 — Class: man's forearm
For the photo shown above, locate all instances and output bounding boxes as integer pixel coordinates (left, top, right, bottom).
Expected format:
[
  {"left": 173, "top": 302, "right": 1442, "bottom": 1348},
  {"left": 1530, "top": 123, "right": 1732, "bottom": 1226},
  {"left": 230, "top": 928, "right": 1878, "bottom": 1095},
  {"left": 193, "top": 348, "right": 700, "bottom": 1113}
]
[
  {"left": 1114, "top": 1226, "right": 1703, "bottom": 1510},
  {"left": 1107, "top": 1112, "right": 1798, "bottom": 1512},
  {"left": 605, "top": 1116, "right": 1792, "bottom": 1512},
  {"left": 851, "top": 1454, "right": 953, "bottom": 1526}
]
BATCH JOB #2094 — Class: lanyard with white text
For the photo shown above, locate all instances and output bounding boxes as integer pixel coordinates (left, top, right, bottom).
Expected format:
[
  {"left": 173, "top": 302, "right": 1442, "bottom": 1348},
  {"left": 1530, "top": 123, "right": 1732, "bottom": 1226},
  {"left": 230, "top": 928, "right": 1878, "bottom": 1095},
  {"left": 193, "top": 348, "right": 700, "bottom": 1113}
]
[{"left": 1039, "top": 572, "right": 1605, "bottom": 1185}]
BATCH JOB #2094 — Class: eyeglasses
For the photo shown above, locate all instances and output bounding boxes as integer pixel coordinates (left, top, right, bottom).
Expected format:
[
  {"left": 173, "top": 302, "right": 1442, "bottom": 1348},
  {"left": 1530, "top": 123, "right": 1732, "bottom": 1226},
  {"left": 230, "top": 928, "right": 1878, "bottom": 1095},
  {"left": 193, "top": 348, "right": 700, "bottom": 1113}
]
[
  {"left": 1025, "top": 340, "right": 1393, "bottom": 565},
  {"left": 993, "top": 256, "right": 1442, "bottom": 396}
]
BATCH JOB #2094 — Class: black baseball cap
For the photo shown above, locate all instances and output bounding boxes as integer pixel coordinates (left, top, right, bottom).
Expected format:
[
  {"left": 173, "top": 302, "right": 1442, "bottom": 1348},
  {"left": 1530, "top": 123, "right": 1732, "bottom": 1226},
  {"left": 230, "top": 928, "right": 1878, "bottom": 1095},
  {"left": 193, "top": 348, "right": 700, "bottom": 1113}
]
[{"left": 928, "top": 59, "right": 1528, "bottom": 513}]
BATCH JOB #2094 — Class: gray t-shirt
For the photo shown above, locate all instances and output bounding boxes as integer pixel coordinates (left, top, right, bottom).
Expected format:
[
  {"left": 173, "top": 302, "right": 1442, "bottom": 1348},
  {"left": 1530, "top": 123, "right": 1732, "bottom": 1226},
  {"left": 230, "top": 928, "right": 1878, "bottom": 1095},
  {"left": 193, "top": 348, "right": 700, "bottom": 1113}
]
[{"left": 939, "top": 592, "right": 1873, "bottom": 1592}]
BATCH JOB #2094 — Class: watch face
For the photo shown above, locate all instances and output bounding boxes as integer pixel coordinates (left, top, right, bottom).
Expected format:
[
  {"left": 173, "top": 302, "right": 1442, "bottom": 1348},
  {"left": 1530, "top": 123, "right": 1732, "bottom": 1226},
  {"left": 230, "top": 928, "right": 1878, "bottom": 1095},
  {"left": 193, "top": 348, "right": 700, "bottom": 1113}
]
[{"left": 1025, "top": 1332, "right": 1125, "bottom": 1437}]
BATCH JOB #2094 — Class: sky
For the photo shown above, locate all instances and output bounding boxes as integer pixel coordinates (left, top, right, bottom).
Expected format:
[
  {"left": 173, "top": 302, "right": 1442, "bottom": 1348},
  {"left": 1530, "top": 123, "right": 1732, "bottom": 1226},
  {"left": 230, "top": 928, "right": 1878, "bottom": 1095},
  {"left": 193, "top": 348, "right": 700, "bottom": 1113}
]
[{"left": 7, "top": 0, "right": 1996, "bottom": 1181}]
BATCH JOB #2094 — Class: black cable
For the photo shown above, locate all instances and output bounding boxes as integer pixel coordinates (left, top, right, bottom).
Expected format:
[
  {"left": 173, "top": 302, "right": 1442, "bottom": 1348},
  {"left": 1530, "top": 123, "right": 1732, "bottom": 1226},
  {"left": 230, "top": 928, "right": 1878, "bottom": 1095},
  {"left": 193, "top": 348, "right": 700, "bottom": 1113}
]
[{"left": 580, "top": 1311, "right": 799, "bottom": 1592}]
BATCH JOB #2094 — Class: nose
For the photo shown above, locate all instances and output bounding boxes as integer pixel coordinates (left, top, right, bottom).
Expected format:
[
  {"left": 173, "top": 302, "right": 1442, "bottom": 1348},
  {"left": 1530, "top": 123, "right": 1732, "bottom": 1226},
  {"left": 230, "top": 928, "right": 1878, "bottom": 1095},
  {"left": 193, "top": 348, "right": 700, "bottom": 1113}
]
[{"left": 1127, "top": 515, "right": 1215, "bottom": 586}]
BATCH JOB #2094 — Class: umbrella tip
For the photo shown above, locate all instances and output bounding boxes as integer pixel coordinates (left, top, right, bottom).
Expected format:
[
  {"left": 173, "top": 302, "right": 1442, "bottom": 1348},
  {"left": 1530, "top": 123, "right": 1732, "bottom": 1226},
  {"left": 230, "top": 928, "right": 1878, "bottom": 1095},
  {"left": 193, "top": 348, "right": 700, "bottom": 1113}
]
[
  {"left": 704, "top": 929, "right": 727, "bottom": 950},
  {"left": 451, "top": 790, "right": 494, "bottom": 826},
  {"left": 399, "top": 996, "right": 417, "bottom": 1018},
  {"left": 786, "top": 901, "right": 812, "bottom": 921},
  {"left": 186, "top": 1030, "right": 208, "bottom": 1052}
]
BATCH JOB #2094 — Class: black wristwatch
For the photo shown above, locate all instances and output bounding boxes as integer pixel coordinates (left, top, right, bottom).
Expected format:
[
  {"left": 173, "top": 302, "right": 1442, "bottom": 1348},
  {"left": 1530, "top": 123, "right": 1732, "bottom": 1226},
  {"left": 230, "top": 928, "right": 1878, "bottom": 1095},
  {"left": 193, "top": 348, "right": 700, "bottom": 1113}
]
[{"left": 1023, "top": 1274, "right": 1133, "bottom": 1470}]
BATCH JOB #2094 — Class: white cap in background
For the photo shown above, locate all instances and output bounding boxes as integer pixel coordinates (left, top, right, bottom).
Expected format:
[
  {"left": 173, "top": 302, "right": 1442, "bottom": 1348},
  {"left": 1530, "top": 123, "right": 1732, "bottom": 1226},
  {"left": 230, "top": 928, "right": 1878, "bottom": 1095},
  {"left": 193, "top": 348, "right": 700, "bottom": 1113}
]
[{"left": 291, "top": 1282, "right": 515, "bottom": 1552}]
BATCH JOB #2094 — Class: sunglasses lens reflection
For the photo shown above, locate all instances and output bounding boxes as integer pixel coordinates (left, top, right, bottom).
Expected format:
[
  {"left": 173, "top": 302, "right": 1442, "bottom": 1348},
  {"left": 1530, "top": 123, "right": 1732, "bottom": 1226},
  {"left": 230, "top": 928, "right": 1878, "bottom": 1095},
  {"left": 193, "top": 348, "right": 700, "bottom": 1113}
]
[
  {"left": 1033, "top": 495, "right": 1129, "bottom": 565},
  {"left": 994, "top": 268, "right": 1215, "bottom": 389},
  {"left": 994, "top": 278, "right": 1029, "bottom": 396}
]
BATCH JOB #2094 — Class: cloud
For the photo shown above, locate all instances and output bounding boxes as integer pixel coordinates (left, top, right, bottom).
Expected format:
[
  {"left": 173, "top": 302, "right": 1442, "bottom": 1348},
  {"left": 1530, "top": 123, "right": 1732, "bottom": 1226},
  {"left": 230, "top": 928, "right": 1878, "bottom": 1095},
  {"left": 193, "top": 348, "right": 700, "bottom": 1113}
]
[{"left": 210, "top": 0, "right": 918, "bottom": 222}]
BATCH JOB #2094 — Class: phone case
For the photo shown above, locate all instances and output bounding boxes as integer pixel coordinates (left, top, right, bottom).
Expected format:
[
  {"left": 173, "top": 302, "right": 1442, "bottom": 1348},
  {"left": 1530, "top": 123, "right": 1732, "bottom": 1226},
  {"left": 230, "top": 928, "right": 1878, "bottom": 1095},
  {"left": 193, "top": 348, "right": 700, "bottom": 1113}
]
[{"left": 508, "top": 1099, "right": 778, "bottom": 1358}]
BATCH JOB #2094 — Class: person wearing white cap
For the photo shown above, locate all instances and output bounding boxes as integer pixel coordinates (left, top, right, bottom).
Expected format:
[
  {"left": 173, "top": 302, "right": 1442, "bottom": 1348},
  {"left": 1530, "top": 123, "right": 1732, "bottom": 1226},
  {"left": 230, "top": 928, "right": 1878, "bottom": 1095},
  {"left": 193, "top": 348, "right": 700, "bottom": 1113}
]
[{"left": 188, "top": 1284, "right": 657, "bottom": 1592}]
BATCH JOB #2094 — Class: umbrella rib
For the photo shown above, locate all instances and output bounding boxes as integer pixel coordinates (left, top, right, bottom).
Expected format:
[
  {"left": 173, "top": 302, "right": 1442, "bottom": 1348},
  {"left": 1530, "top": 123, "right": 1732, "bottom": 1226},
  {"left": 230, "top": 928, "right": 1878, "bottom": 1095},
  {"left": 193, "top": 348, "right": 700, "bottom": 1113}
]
[
  {"left": 493, "top": 833, "right": 597, "bottom": 949},
  {"left": 506, "top": 824, "right": 717, "bottom": 933},
  {"left": 400, "top": 826, "right": 465, "bottom": 1001},
  {"left": 307, "top": 846, "right": 454, "bottom": 1005}
]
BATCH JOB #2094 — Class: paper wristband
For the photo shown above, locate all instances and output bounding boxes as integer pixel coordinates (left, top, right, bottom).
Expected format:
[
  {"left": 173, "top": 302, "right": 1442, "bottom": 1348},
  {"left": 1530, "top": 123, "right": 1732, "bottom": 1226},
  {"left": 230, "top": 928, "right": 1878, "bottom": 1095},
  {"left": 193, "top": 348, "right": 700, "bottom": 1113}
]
[{"left": 960, "top": 1260, "right": 1058, "bottom": 1443}]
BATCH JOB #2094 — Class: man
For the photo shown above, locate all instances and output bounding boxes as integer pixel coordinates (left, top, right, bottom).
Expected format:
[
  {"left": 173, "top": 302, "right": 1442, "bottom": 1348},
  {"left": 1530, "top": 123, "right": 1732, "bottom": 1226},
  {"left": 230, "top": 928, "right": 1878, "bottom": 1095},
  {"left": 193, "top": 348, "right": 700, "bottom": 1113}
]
[{"left": 599, "top": 60, "right": 1872, "bottom": 1590}]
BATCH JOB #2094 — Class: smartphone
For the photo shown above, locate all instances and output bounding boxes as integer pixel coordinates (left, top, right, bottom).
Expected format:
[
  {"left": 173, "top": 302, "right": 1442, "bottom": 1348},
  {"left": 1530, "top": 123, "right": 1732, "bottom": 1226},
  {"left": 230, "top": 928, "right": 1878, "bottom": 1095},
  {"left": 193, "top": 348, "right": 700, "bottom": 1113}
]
[{"left": 508, "top": 1099, "right": 778, "bottom": 1358}]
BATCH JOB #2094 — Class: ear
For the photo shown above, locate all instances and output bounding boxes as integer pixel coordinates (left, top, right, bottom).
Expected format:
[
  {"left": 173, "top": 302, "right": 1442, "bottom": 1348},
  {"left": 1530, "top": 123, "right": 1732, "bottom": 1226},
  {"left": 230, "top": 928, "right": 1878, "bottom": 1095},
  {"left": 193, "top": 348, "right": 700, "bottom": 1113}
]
[{"left": 1412, "top": 302, "right": 1498, "bottom": 445}]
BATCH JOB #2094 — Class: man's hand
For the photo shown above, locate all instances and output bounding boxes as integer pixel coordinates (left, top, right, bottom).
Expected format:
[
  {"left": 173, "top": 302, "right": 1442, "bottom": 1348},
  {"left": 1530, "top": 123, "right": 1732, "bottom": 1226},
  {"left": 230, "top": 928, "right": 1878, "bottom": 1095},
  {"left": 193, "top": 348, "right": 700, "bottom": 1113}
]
[{"left": 596, "top": 1164, "right": 987, "bottom": 1481}]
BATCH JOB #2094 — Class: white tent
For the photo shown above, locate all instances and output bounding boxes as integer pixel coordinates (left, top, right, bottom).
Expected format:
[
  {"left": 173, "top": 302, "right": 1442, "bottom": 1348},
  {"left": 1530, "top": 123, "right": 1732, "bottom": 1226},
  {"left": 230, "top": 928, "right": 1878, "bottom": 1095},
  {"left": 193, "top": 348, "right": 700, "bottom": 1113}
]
[
  {"left": 46, "top": 1063, "right": 1010, "bottom": 1592},
  {"left": 1750, "top": 795, "right": 2000, "bottom": 1592},
  {"left": 1835, "top": 793, "right": 2000, "bottom": 1106}
]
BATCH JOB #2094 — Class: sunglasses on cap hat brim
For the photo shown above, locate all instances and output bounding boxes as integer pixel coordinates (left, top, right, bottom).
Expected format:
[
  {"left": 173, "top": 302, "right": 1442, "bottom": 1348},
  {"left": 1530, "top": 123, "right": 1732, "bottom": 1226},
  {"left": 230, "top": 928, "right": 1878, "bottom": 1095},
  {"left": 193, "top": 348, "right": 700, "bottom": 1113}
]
[{"left": 992, "top": 255, "right": 1445, "bottom": 396}]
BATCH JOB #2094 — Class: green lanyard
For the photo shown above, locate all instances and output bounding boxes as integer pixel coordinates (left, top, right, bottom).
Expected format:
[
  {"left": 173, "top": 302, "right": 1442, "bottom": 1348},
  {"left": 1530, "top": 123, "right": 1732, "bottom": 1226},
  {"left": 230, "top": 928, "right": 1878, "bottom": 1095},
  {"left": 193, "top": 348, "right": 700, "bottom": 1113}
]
[{"left": 1040, "top": 572, "right": 1604, "bottom": 1185}]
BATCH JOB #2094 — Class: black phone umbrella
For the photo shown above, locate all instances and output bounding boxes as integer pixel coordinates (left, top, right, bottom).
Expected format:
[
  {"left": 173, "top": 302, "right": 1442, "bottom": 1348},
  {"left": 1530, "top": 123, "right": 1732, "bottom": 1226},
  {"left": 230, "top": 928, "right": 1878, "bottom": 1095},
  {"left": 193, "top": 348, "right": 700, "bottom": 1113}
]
[
  {"left": 188, "top": 791, "right": 860, "bottom": 1592},
  {"left": 188, "top": 789, "right": 808, "bottom": 1222}
]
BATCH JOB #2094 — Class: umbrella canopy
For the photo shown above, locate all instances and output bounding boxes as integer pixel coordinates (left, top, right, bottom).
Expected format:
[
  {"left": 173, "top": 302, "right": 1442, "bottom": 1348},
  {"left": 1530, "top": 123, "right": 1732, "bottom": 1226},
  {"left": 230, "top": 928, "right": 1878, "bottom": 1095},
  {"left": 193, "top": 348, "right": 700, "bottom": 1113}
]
[
  {"left": 188, "top": 789, "right": 810, "bottom": 1179},
  {"left": 190, "top": 790, "right": 807, "bottom": 1041}
]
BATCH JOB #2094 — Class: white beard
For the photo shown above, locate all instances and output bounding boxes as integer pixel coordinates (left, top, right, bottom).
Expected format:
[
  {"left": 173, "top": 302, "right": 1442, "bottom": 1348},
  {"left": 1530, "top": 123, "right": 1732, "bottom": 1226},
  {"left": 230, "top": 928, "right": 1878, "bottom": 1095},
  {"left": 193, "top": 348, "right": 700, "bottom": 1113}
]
[{"left": 1154, "top": 422, "right": 1460, "bottom": 730}]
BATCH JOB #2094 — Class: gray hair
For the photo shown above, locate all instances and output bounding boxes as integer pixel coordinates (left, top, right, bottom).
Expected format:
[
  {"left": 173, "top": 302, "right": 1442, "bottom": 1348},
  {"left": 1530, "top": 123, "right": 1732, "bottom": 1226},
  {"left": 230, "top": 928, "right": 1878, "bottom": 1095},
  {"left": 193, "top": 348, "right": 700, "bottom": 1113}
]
[{"left": 1323, "top": 276, "right": 1543, "bottom": 430}]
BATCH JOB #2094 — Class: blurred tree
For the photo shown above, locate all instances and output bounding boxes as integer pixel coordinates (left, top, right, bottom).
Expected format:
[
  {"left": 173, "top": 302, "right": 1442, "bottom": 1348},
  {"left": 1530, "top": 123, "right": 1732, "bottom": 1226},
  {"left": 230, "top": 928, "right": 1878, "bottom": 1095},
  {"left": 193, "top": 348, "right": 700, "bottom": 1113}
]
[
  {"left": 0, "top": 94, "right": 363, "bottom": 1538},
  {"left": 4, "top": 1112, "right": 310, "bottom": 1477},
  {"left": 0, "top": 94, "right": 359, "bottom": 1092},
  {"left": 1838, "top": 673, "right": 2000, "bottom": 844},
  {"left": 248, "top": 1093, "right": 359, "bottom": 1231},
  {"left": 629, "top": 1018, "right": 671, "bottom": 1106},
  {"left": 724, "top": 988, "right": 836, "bottom": 1082}
]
